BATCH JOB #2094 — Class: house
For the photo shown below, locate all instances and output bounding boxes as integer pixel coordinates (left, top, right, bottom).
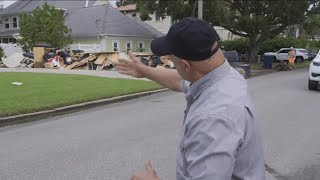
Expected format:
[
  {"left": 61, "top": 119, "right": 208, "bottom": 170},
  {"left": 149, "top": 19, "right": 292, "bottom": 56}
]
[
  {"left": 117, "top": 4, "right": 173, "bottom": 34},
  {"left": 116, "top": 3, "right": 240, "bottom": 41},
  {"left": 0, "top": 0, "right": 163, "bottom": 55}
]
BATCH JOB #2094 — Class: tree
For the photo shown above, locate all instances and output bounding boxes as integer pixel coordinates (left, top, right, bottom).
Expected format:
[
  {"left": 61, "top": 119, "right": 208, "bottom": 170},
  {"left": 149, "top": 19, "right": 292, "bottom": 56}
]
[
  {"left": 302, "top": 14, "right": 320, "bottom": 39},
  {"left": 129, "top": 0, "right": 320, "bottom": 62},
  {"left": 18, "top": 2, "right": 72, "bottom": 51}
]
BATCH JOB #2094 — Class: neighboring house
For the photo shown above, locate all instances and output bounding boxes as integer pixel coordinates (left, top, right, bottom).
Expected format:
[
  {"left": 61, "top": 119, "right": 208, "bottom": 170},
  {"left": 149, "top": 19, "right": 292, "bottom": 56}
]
[
  {"left": 0, "top": 0, "right": 163, "bottom": 55},
  {"left": 117, "top": 3, "right": 239, "bottom": 41},
  {"left": 65, "top": 3, "right": 163, "bottom": 53},
  {"left": 117, "top": 4, "right": 172, "bottom": 34},
  {"left": 214, "top": 26, "right": 240, "bottom": 41}
]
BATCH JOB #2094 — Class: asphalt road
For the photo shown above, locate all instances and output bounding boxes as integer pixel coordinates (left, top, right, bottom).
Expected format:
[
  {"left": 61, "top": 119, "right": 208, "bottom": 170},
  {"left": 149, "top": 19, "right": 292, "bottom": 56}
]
[{"left": 0, "top": 68, "right": 319, "bottom": 180}]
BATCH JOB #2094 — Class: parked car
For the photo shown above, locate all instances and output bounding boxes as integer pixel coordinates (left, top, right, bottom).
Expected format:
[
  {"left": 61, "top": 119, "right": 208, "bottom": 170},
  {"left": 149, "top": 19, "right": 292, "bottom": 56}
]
[
  {"left": 263, "top": 48, "right": 308, "bottom": 63},
  {"left": 309, "top": 50, "right": 320, "bottom": 90},
  {"left": 308, "top": 50, "right": 319, "bottom": 61}
]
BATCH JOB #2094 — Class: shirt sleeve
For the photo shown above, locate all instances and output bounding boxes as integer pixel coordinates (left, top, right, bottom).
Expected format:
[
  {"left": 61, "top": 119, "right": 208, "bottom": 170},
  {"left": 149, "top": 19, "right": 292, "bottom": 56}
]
[{"left": 182, "top": 114, "right": 244, "bottom": 180}]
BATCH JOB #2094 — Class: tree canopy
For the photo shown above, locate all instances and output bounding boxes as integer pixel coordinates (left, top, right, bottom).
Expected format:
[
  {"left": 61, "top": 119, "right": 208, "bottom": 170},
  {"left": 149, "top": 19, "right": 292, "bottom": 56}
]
[
  {"left": 120, "top": 0, "right": 320, "bottom": 61},
  {"left": 18, "top": 3, "right": 72, "bottom": 51}
]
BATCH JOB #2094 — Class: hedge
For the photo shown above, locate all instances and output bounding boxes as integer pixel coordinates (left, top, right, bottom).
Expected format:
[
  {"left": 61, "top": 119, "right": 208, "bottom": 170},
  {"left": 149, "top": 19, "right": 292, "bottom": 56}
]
[{"left": 221, "top": 37, "right": 320, "bottom": 55}]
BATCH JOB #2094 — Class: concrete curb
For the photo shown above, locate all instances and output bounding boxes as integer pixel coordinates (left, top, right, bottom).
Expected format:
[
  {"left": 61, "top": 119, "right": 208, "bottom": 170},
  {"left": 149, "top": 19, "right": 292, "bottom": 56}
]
[{"left": 0, "top": 88, "right": 169, "bottom": 126}]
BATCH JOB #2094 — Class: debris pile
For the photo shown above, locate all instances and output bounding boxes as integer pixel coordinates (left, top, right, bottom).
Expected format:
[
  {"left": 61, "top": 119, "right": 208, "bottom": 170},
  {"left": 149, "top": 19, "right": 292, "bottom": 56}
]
[
  {"left": 0, "top": 43, "right": 175, "bottom": 70},
  {"left": 17, "top": 57, "right": 34, "bottom": 68},
  {"left": 2, "top": 53, "right": 25, "bottom": 68},
  {"left": 62, "top": 52, "right": 118, "bottom": 70}
]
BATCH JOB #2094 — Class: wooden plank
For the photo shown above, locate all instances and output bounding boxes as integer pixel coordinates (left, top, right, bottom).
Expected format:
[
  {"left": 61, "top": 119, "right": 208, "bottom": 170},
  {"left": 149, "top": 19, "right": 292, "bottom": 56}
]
[
  {"left": 87, "top": 55, "right": 98, "bottom": 62},
  {"left": 108, "top": 53, "right": 119, "bottom": 64},
  {"left": 75, "top": 55, "right": 97, "bottom": 67},
  {"left": 94, "top": 54, "right": 108, "bottom": 65},
  {"left": 65, "top": 62, "right": 80, "bottom": 70},
  {"left": 102, "top": 59, "right": 112, "bottom": 68},
  {"left": 33, "top": 47, "right": 45, "bottom": 68}
]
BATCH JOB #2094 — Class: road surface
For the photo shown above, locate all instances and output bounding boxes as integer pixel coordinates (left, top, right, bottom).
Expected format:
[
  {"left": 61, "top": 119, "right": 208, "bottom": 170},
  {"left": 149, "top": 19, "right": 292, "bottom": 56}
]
[{"left": 0, "top": 68, "right": 319, "bottom": 180}]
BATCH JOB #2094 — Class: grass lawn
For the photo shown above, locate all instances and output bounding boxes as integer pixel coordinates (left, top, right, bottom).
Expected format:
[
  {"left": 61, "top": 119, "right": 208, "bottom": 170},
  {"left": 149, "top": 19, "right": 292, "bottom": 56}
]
[
  {"left": 0, "top": 72, "right": 162, "bottom": 117},
  {"left": 250, "top": 61, "right": 311, "bottom": 70}
]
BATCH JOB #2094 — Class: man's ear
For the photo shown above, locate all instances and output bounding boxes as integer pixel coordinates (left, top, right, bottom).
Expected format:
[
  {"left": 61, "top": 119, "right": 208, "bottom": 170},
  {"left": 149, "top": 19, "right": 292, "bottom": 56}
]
[{"left": 180, "top": 59, "right": 192, "bottom": 72}]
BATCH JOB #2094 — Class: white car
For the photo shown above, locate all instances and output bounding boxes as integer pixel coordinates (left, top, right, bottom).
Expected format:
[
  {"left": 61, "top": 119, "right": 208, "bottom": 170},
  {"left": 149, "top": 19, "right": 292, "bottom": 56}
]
[
  {"left": 264, "top": 48, "right": 308, "bottom": 63},
  {"left": 309, "top": 51, "right": 320, "bottom": 90}
]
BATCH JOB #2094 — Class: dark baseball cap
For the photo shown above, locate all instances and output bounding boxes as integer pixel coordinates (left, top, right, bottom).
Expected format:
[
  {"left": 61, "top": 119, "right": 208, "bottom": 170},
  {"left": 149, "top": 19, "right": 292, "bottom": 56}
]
[{"left": 151, "top": 17, "right": 220, "bottom": 61}]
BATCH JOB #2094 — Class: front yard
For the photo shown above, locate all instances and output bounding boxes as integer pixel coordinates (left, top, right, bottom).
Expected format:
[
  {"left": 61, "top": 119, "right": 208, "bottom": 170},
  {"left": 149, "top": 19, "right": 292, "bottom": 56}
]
[{"left": 0, "top": 72, "right": 162, "bottom": 117}]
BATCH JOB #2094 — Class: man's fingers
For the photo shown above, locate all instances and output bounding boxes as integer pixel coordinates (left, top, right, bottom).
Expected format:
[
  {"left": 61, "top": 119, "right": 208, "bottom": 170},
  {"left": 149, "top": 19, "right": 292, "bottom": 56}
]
[
  {"left": 114, "top": 61, "right": 132, "bottom": 68},
  {"left": 145, "top": 161, "right": 153, "bottom": 171},
  {"left": 128, "top": 52, "right": 140, "bottom": 62},
  {"left": 118, "top": 58, "right": 131, "bottom": 64}
]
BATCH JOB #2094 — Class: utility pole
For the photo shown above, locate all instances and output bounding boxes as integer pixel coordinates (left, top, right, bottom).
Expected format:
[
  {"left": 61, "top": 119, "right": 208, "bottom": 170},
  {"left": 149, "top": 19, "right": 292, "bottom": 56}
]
[{"left": 198, "top": 0, "right": 203, "bottom": 20}]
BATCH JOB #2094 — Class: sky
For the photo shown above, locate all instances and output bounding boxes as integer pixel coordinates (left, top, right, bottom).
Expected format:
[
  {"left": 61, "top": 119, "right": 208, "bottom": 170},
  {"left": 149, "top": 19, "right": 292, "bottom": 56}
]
[{"left": 0, "top": 0, "right": 118, "bottom": 8}]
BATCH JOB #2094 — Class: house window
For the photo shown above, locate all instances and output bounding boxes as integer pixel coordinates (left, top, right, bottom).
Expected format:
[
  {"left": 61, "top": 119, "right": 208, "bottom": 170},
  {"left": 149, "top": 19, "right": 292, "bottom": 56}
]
[
  {"left": 2, "top": 38, "right": 8, "bottom": 43},
  {"left": 0, "top": 19, "right": 2, "bottom": 29},
  {"left": 5, "top": 18, "right": 9, "bottom": 29},
  {"left": 126, "top": 42, "right": 132, "bottom": 51},
  {"left": 138, "top": 41, "right": 144, "bottom": 52},
  {"left": 113, "top": 41, "right": 119, "bottom": 51},
  {"left": 12, "top": 17, "right": 18, "bottom": 28}
]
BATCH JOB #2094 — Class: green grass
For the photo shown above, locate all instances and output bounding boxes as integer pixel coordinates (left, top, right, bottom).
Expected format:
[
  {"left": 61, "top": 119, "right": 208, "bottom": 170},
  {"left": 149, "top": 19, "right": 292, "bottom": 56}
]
[
  {"left": 250, "top": 61, "right": 311, "bottom": 70},
  {"left": 0, "top": 72, "right": 162, "bottom": 117}
]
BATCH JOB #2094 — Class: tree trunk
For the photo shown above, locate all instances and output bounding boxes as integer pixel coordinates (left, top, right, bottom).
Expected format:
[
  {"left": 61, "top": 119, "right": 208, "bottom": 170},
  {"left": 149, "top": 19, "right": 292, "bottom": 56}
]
[{"left": 247, "top": 36, "right": 260, "bottom": 63}]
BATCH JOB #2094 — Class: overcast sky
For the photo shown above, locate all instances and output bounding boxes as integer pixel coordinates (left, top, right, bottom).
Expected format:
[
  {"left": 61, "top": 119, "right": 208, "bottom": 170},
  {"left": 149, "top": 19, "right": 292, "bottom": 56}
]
[{"left": 1, "top": 0, "right": 118, "bottom": 8}]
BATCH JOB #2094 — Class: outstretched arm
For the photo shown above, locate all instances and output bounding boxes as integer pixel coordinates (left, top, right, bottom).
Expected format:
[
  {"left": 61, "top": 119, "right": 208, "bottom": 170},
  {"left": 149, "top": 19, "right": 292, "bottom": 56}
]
[{"left": 115, "top": 52, "right": 183, "bottom": 92}]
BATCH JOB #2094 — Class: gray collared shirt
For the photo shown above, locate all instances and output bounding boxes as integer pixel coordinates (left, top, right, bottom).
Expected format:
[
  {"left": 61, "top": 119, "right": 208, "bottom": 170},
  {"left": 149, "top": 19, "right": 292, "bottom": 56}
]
[{"left": 176, "top": 60, "right": 266, "bottom": 180}]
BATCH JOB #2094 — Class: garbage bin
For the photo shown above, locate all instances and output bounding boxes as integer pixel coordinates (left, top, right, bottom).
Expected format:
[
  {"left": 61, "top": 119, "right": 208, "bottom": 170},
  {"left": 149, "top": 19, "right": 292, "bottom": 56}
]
[
  {"left": 241, "top": 64, "right": 251, "bottom": 77},
  {"left": 263, "top": 55, "right": 273, "bottom": 69}
]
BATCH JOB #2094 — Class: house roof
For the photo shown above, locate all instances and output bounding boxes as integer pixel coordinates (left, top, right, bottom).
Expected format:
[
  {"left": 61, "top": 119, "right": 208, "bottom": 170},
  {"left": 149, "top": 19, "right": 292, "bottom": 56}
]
[
  {"left": 0, "top": 0, "right": 100, "bottom": 15},
  {"left": 65, "top": 4, "right": 163, "bottom": 38},
  {"left": 129, "top": 17, "right": 164, "bottom": 37},
  {"left": 116, "top": 4, "right": 137, "bottom": 11}
]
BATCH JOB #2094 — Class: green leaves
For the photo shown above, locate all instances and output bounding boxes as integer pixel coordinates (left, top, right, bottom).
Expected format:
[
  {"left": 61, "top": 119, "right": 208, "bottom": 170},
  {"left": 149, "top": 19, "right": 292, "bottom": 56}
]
[
  {"left": 18, "top": 2, "right": 72, "bottom": 51},
  {"left": 121, "top": 0, "right": 320, "bottom": 61}
]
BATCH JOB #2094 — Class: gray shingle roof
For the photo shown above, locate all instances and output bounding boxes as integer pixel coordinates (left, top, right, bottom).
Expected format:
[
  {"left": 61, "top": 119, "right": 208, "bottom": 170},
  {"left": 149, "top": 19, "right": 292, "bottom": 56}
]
[
  {"left": 65, "top": 4, "right": 163, "bottom": 38},
  {"left": 129, "top": 17, "right": 164, "bottom": 37},
  {"left": 0, "top": 1, "right": 163, "bottom": 38},
  {"left": 0, "top": 0, "right": 98, "bottom": 15}
]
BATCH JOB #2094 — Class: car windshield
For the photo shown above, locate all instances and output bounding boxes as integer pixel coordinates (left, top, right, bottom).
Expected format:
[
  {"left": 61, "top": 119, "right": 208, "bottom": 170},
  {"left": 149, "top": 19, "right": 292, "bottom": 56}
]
[{"left": 297, "top": 49, "right": 307, "bottom": 53}]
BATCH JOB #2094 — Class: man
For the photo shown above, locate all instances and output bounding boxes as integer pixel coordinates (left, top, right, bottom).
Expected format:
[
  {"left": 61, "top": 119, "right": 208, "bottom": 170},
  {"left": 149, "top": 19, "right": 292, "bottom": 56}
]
[
  {"left": 288, "top": 47, "right": 296, "bottom": 70},
  {"left": 116, "top": 17, "right": 266, "bottom": 180}
]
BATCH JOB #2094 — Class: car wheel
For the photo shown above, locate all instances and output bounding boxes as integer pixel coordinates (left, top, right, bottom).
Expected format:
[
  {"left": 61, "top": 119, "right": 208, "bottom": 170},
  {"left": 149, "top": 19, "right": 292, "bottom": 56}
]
[
  {"left": 308, "top": 79, "right": 318, "bottom": 90},
  {"left": 296, "top": 56, "right": 304, "bottom": 63}
]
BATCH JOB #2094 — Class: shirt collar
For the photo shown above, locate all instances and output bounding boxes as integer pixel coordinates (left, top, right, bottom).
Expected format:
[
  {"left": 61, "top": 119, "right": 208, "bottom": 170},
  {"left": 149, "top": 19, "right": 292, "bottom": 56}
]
[{"left": 186, "top": 59, "right": 231, "bottom": 101}]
